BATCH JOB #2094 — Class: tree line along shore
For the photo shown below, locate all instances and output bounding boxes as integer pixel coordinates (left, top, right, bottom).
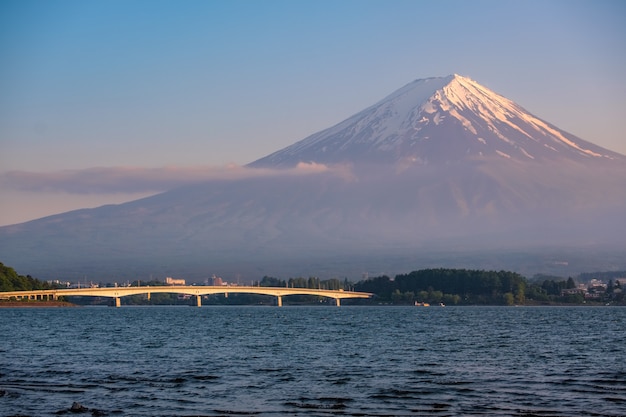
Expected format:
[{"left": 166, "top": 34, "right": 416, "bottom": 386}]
[{"left": 1, "top": 262, "right": 624, "bottom": 306}]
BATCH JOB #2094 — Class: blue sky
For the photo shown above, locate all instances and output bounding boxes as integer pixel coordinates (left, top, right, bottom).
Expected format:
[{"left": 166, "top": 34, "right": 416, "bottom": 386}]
[{"left": 1, "top": 0, "right": 625, "bottom": 225}]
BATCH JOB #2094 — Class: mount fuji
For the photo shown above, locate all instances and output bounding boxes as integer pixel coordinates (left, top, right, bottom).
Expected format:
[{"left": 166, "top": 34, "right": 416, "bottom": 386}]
[
  {"left": 2, "top": 75, "right": 625, "bottom": 281},
  {"left": 251, "top": 74, "right": 623, "bottom": 167}
]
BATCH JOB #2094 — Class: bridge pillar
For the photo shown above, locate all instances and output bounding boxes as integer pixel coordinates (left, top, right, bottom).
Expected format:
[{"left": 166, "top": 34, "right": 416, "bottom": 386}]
[
  {"left": 277, "top": 296, "right": 282, "bottom": 307},
  {"left": 115, "top": 297, "right": 121, "bottom": 308},
  {"left": 335, "top": 298, "right": 341, "bottom": 307},
  {"left": 147, "top": 292, "right": 151, "bottom": 301},
  {"left": 196, "top": 295, "right": 202, "bottom": 307}
]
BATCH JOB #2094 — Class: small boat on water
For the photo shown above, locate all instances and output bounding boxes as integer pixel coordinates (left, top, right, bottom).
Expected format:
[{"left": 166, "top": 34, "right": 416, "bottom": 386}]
[{"left": 414, "top": 301, "right": 445, "bottom": 307}]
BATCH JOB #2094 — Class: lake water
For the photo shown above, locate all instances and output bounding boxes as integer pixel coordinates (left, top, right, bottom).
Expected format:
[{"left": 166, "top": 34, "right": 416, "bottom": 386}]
[{"left": 0, "top": 306, "right": 624, "bottom": 416}]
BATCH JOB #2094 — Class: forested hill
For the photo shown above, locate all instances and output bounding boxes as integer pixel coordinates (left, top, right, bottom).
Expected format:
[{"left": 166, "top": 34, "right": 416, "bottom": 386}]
[
  {"left": 0, "top": 262, "right": 54, "bottom": 292},
  {"left": 353, "top": 268, "right": 584, "bottom": 305}
]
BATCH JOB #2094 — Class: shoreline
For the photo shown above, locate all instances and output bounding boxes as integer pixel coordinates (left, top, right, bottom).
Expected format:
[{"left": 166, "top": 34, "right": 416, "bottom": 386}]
[{"left": 0, "top": 301, "right": 78, "bottom": 308}]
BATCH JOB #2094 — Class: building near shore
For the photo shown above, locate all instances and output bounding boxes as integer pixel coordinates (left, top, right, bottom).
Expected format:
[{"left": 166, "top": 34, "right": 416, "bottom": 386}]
[{"left": 165, "top": 277, "right": 185, "bottom": 286}]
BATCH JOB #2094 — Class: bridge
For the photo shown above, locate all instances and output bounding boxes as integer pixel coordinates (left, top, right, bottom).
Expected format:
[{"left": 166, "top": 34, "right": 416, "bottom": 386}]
[{"left": 0, "top": 286, "right": 372, "bottom": 307}]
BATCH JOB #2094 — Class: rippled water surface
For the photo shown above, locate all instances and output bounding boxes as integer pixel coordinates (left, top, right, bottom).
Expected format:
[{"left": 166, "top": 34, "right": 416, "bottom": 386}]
[{"left": 1, "top": 306, "right": 625, "bottom": 416}]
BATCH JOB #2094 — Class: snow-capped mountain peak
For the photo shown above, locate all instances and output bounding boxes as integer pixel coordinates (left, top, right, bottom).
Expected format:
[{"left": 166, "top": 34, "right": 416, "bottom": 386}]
[{"left": 250, "top": 74, "right": 623, "bottom": 168}]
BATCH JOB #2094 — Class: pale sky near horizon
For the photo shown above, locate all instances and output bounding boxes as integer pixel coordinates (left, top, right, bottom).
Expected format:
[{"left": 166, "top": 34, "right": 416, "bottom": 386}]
[{"left": 1, "top": 0, "right": 625, "bottom": 226}]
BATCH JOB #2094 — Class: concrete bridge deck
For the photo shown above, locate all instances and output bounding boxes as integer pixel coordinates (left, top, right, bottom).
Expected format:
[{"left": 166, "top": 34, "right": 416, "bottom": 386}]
[{"left": 0, "top": 285, "right": 373, "bottom": 307}]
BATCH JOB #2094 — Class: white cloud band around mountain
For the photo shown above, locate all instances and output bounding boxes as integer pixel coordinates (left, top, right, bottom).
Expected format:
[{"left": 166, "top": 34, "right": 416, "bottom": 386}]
[{"left": 1, "top": 163, "right": 350, "bottom": 194}]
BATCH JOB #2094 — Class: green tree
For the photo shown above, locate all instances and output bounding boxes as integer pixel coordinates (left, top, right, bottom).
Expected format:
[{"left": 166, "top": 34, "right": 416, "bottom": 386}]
[
  {"left": 503, "top": 292, "right": 515, "bottom": 306},
  {"left": 514, "top": 282, "right": 526, "bottom": 305},
  {"left": 417, "top": 290, "right": 429, "bottom": 303},
  {"left": 428, "top": 290, "right": 443, "bottom": 304},
  {"left": 563, "top": 292, "right": 584, "bottom": 304},
  {"left": 606, "top": 280, "right": 614, "bottom": 295},
  {"left": 260, "top": 276, "right": 286, "bottom": 287},
  {"left": 442, "top": 294, "right": 460, "bottom": 305},
  {"left": 307, "top": 276, "right": 320, "bottom": 289},
  {"left": 288, "top": 277, "right": 308, "bottom": 288},
  {"left": 525, "top": 284, "right": 549, "bottom": 302},
  {"left": 354, "top": 275, "right": 394, "bottom": 300},
  {"left": 0, "top": 262, "right": 54, "bottom": 292},
  {"left": 321, "top": 278, "right": 343, "bottom": 290}
]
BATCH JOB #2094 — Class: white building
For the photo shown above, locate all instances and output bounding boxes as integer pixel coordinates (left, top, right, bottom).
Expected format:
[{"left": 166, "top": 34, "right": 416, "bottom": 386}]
[{"left": 165, "top": 277, "right": 186, "bottom": 286}]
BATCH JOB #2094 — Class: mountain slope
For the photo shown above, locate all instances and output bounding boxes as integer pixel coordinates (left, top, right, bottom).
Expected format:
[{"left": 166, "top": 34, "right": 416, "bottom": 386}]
[
  {"left": 1, "top": 74, "right": 625, "bottom": 281},
  {"left": 251, "top": 74, "right": 623, "bottom": 167}
]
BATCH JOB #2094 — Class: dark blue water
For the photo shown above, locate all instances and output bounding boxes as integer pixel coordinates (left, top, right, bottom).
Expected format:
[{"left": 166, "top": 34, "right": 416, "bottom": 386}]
[{"left": 1, "top": 306, "right": 625, "bottom": 416}]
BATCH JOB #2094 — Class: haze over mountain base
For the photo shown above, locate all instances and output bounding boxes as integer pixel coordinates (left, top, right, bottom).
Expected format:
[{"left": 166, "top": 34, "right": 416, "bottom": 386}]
[{"left": 2, "top": 161, "right": 624, "bottom": 282}]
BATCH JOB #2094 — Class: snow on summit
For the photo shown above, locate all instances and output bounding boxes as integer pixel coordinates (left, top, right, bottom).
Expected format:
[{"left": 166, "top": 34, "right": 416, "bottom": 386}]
[{"left": 251, "top": 74, "right": 623, "bottom": 168}]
